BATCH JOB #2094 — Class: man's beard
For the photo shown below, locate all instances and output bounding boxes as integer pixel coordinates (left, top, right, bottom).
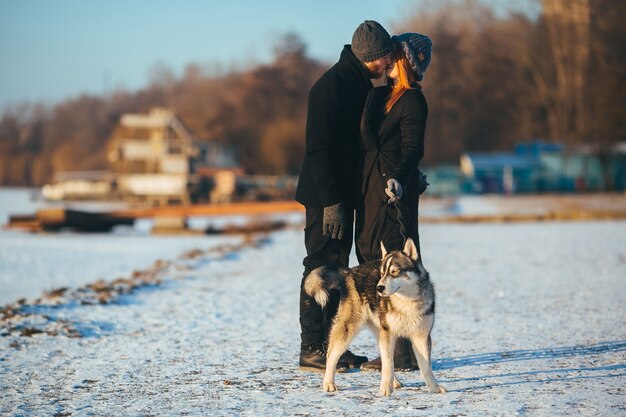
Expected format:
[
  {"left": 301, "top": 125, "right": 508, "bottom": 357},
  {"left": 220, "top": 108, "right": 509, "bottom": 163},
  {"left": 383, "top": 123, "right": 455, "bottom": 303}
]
[{"left": 367, "top": 66, "right": 386, "bottom": 79}]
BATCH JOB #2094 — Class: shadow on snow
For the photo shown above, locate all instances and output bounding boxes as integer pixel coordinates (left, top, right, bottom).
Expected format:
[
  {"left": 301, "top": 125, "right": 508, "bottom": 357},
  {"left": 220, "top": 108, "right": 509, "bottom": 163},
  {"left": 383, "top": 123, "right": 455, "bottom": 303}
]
[
  {"left": 422, "top": 341, "right": 626, "bottom": 392},
  {"left": 433, "top": 341, "right": 626, "bottom": 370}
]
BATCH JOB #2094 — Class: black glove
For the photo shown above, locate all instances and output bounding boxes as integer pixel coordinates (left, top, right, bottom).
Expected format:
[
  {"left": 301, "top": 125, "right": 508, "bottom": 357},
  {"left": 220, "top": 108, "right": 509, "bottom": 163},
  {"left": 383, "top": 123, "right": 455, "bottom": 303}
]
[
  {"left": 417, "top": 170, "right": 429, "bottom": 195},
  {"left": 323, "top": 202, "right": 347, "bottom": 240}
]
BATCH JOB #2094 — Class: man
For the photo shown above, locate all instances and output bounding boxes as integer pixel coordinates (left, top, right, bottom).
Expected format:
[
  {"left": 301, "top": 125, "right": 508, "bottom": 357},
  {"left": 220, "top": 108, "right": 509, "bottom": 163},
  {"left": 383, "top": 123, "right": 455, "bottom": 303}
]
[{"left": 295, "top": 20, "right": 394, "bottom": 372}]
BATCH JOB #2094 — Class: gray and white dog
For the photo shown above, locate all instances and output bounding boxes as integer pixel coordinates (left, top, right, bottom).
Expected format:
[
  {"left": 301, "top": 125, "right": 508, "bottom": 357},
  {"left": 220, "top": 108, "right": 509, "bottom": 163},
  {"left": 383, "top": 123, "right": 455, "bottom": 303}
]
[{"left": 303, "top": 238, "right": 447, "bottom": 397}]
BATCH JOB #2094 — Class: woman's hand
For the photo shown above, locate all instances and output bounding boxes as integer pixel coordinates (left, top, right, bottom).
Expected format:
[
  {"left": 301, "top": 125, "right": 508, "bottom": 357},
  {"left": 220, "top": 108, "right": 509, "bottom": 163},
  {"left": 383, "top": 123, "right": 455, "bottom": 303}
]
[{"left": 385, "top": 178, "right": 403, "bottom": 203}]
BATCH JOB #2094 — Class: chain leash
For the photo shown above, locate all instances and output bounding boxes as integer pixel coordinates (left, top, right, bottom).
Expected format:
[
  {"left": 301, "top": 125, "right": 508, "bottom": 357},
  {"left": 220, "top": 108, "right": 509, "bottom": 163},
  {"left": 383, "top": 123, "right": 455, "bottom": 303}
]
[{"left": 392, "top": 199, "right": 408, "bottom": 245}]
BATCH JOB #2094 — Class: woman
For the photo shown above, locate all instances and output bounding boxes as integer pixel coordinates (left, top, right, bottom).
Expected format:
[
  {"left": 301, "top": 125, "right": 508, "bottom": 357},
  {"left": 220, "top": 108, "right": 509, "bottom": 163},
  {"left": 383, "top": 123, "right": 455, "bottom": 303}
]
[{"left": 355, "top": 33, "right": 432, "bottom": 371}]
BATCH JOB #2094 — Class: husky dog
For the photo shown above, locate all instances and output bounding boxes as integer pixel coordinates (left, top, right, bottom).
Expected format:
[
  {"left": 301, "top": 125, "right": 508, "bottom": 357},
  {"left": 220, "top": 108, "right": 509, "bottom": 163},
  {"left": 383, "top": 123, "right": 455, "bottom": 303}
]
[{"left": 303, "top": 238, "right": 446, "bottom": 397}]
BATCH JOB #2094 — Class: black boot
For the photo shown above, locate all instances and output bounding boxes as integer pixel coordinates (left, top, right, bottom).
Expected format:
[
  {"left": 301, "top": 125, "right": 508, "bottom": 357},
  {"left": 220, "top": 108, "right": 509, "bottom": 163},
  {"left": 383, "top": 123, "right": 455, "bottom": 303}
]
[
  {"left": 341, "top": 350, "right": 368, "bottom": 369},
  {"left": 299, "top": 344, "right": 349, "bottom": 373},
  {"left": 360, "top": 337, "right": 419, "bottom": 371}
]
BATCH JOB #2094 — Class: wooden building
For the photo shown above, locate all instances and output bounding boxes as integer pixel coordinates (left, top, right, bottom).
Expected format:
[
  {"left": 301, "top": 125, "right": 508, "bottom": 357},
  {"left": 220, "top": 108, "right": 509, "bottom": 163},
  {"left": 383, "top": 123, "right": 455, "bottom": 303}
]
[{"left": 107, "top": 108, "right": 200, "bottom": 204}]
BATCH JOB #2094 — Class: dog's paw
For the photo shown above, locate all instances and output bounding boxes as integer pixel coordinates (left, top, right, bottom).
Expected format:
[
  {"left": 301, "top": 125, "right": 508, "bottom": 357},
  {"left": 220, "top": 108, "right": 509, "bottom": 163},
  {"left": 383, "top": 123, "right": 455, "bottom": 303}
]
[
  {"left": 323, "top": 381, "right": 338, "bottom": 393},
  {"left": 428, "top": 384, "right": 447, "bottom": 394},
  {"left": 393, "top": 378, "right": 403, "bottom": 389},
  {"left": 380, "top": 382, "right": 394, "bottom": 397}
]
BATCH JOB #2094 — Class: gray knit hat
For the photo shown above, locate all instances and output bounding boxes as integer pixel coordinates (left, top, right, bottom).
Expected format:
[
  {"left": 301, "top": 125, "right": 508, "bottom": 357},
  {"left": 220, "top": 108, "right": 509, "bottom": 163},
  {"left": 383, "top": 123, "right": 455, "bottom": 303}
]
[
  {"left": 351, "top": 20, "right": 393, "bottom": 62},
  {"left": 392, "top": 33, "right": 432, "bottom": 81}
]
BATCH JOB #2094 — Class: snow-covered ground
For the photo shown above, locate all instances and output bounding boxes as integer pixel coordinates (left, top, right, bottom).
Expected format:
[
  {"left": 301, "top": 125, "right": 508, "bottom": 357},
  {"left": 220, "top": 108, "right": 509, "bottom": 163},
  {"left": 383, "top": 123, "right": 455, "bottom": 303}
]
[
  {"left": 0, "top": 229, "right": 244, "bottom": 306},
  {"left": 1, "top": 212, "right": 625, "bottom": 415},
  {"left": 0, "top": 188, "right": 300, "bottom": 305}
]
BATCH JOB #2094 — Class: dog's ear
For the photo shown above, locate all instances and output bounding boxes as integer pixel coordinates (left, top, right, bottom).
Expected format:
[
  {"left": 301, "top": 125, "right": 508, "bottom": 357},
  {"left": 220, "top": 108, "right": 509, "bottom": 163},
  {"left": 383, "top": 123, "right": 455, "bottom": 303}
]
[
  {"left": 380, "top": 241, "right": 388, "bottom": 259},
  {"left": 403, "top": 238, "right": 419, "bottom": 262}
]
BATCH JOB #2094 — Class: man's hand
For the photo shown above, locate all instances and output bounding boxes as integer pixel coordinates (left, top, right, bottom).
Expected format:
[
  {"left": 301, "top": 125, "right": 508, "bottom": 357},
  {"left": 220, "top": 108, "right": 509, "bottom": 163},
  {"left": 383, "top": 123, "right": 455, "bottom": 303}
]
[
  {"left": 323, "top": 202, "right": 347, "bottom": 240},
  {"left": 385, "top": 178, "right": 403, "bottom": 204}
]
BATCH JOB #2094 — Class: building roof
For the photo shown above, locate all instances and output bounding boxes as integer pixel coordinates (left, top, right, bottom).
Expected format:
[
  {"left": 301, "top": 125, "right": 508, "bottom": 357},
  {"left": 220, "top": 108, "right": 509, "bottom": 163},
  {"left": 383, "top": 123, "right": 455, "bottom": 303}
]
[
  {"left": 465, "top": 153, "right": 540, "bottom": 169},
  {"left": 119, "top": 107, "right": 197, "bottom": 149},
  {"left": 460, "top": 152, "right": 540, "bottom": 176},
  {"left": 515, "top": 141, "right": 565, "bottom": 157},
  {"left": 120, "top": 108, "right": 177, "bottom": 129}
]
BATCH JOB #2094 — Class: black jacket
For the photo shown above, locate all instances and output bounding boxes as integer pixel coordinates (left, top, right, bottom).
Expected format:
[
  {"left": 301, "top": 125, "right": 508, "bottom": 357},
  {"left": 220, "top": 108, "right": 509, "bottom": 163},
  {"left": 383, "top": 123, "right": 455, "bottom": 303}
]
[
  {"left": 295, "top": 46, "right": 373, "bottom": 208},
  {"left": 360, "top": 86, "right": 427, "bottom": 203},
  {"left": 355, "top": 85, "right": 428, "bottom": 262}
]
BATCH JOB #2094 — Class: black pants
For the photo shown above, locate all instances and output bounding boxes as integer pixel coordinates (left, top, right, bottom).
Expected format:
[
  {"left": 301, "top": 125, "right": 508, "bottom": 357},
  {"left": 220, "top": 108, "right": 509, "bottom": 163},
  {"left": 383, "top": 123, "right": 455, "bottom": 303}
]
[{"left": 299, "top": 206, "right": 354, "bottom": 349}]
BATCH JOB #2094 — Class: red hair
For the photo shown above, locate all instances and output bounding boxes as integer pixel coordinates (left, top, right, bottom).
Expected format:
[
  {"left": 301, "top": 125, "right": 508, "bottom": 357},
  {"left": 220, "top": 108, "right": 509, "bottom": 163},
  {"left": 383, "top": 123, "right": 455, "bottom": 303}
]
[{"left": 385, "top": 44, "right": 418, "bottom": 114}]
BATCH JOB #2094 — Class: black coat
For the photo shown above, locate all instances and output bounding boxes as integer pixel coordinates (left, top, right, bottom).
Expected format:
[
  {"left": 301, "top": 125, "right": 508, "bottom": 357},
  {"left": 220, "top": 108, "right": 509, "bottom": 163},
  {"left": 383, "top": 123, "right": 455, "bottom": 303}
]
[
  {"left": 355, "top": 86, "right": 428, "bottom": 262},
  {"left": 295, "top": 46, "right": 373, "bottom": 208}
]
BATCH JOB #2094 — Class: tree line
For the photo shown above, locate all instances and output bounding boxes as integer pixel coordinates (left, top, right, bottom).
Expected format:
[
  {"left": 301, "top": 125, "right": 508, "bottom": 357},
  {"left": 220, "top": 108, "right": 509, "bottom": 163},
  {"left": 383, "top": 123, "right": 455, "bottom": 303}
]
[
  {"left": 401, "top": 0, "right": 625, "bottom": 164},
  {"left": 0, "top": 0, "right": 624, "bottom": 186}
]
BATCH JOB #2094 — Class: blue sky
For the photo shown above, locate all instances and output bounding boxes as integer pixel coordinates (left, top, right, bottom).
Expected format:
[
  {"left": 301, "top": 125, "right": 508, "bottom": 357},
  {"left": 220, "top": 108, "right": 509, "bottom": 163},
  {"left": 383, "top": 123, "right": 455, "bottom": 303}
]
[{"left": 0, "top": 0, "right": 537, "bottom": 109}]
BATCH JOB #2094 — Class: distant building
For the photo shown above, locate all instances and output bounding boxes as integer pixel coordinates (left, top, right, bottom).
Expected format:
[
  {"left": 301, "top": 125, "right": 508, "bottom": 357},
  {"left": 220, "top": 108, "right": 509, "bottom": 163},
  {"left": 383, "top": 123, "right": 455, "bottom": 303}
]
[
  {"left": 194, "top": 142, "right": 243, "bottom": 204},
  {"left": 422, "top": 165, "right": 463, "bottom": 196},
  {"left": 106, "top": 107, "right": 246, "bottom": 204},
  {"left": 460, "top": 141, "right": 626, "bottom": 193},
  {"left": 106, "top": 108, "right": 201, "bottom": 204},
  {"left": 460, "top": 151, "right": 547, "bottom": 194},
  {"left": 43, "top": 108, "right": 242, "bottom": 204}
]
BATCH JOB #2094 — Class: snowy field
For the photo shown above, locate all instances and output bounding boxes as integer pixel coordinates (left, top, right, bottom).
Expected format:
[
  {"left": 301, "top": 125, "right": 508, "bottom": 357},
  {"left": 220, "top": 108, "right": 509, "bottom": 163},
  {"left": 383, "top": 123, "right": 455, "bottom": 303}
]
[
  {"left": 1, "top": 209, "right": 626, "bottom": 415},
  {"left": 0, "top": 188, "right": 299, "bottom": 306}
]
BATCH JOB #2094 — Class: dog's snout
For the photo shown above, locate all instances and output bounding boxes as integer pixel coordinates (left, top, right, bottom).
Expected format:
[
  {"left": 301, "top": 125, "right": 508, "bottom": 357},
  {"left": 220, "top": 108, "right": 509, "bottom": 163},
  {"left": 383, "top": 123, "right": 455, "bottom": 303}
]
[{"left": 377, "top": 285, "right": 385, "bottom": 293}]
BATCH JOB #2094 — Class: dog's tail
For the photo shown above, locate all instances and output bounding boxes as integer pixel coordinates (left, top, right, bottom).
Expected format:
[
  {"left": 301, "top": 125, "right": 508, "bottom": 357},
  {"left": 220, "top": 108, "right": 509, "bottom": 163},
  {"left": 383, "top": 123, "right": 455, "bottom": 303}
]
[{"left": 303, "top": 266, "right": 347, "bottom": 307}]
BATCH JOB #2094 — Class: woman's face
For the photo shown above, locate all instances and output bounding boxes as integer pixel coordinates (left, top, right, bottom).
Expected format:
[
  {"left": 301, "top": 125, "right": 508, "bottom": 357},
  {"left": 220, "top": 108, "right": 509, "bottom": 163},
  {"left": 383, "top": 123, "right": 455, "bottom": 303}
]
[{"left": 387, "top": 62, "right": 399, "bottom": 80}]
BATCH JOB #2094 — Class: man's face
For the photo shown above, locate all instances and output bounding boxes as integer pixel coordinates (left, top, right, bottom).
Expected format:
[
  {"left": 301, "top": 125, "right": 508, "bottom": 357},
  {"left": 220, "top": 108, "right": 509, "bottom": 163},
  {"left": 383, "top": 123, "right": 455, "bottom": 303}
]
[{"left": 364, "top": 53, "right": 394, "bottom": 79}]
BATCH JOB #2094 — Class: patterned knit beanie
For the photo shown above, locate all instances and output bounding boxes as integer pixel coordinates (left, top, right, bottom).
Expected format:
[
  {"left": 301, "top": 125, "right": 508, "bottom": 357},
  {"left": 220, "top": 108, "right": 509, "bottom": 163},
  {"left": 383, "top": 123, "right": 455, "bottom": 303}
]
[
  {"left": 392, "top": 33, "right": 432, "bottom": 81},
  {"left": 351, "top": 20, "right": 393, "bottom": 62}
]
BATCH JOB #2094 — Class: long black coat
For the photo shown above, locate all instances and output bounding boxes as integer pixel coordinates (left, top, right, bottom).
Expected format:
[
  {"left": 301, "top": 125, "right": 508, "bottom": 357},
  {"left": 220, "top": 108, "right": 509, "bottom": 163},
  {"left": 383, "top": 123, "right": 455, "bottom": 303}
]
[
  {"left": 295, "top": 46, "right": 373, "bottom": 208},
  {"left": 355, "top": 85, "right": 428, "bottom": 263}
]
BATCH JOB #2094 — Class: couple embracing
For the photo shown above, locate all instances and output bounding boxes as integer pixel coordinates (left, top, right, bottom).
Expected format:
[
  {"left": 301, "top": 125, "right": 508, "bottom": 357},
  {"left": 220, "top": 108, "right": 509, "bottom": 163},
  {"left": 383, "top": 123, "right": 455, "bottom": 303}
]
[{"left": 295, "top": 20, "right": 432, "bottom": 372}]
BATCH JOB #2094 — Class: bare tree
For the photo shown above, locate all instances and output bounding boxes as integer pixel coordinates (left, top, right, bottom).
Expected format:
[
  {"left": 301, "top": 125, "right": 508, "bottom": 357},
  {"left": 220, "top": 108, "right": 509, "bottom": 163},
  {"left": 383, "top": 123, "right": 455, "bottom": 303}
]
[
  {"left": 540, "top": 0, "right": 590, "bottom": 141},
  {"left": 1, "top": 6, "right": 624, "bottom": 186}
]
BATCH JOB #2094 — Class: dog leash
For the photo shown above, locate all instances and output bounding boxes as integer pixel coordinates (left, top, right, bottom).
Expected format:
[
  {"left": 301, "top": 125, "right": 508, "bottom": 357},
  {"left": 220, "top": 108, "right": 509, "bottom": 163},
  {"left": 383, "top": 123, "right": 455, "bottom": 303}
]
[
  {"left": 392, "top": 199, "right": 408, "bottom": 245},
  {"left": 390, "top": 172, "right": 428, "bottom": 246}
]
